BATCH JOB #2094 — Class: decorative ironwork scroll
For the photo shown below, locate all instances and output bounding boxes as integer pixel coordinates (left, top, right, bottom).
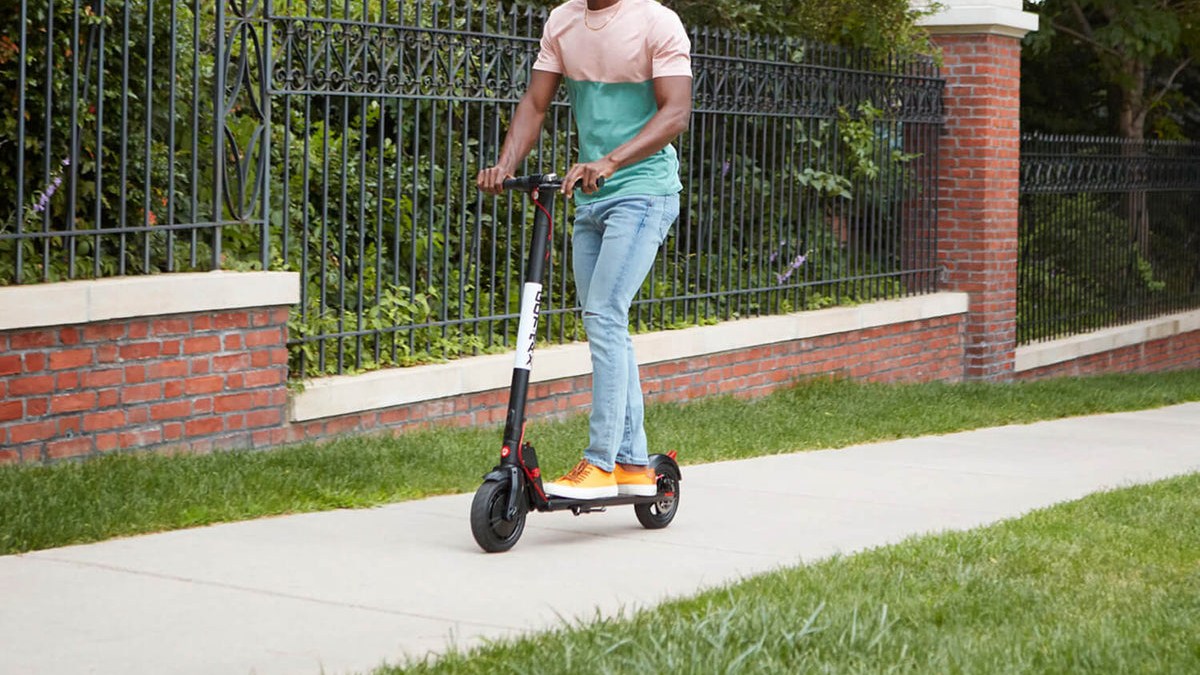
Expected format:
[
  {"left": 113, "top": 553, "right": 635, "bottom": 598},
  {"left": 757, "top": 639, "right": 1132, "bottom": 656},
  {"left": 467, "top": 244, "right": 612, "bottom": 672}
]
[
  {"left": 1022, "top": 134, "right": 1200, "bottom": 194},
  {"left": 689, "top": 34, "right": 942, "bottom": 122},
  {"left": 271, "top": 19, "right": 552, "bottom": 104},
  {"left": 267, "top": 7, "right": 942, "bottom": 122},
  {"left": 217, "top": 0, "right": 271, "bottom": 223}
]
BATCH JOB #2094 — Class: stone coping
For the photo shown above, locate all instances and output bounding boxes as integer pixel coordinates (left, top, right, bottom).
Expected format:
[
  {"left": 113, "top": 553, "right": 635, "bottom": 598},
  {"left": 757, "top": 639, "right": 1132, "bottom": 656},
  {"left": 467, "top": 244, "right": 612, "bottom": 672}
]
[
  {"left": 0, "top": 272, "right": 301, "bottom": 332},
  {"left": 915, "top": 0, "right": 1039, "bottom": 38},
  {"left": 290, "top": 292, "right": 970, "bottom": 422},
  {"left": 1015, "top": 309, "right": 1200, "bottom": 373}
]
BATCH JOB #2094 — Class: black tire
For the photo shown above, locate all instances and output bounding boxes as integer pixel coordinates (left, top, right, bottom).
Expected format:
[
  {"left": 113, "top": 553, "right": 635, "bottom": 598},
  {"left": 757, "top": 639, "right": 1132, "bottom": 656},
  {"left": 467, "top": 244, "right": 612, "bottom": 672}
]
[
  {"left": 470, "top": 480, "right": 526, "bottom": 553},
  {"left": 635, "top": 457, "right": 680, "bottom": 530}
]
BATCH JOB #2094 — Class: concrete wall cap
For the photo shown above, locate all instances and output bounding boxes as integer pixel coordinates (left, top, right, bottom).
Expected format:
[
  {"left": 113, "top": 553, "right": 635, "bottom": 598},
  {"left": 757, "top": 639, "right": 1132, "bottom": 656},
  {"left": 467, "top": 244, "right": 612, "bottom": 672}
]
[
  {"left": 1015, "top": 309, "right": 1200, "bottom": 372},
  {"left": 915, "top": 1, "right": 1040, "bottom": 38},
  {"left": 290, "top": 293, "right": 970, "bottom": 422},
  {"left": 0, "top": 271, "right": 300, "bottom": 332}
]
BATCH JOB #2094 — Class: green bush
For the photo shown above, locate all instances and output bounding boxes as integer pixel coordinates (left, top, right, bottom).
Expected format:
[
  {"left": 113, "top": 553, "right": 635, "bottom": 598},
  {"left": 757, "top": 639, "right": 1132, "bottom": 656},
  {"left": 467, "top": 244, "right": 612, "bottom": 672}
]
[{"left": 1018, "top": 193, "right": 1167, "bottom": 342}]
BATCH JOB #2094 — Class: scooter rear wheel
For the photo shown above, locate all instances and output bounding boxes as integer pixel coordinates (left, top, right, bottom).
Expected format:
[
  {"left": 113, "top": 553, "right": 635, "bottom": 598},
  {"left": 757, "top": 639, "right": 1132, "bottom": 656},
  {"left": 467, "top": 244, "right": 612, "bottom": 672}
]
[
  {"left": 470, "top": 480, "right": 526, "bottom": 552},
  {"left": 635, "top": 456, "right": 680, "bottom": 529}
]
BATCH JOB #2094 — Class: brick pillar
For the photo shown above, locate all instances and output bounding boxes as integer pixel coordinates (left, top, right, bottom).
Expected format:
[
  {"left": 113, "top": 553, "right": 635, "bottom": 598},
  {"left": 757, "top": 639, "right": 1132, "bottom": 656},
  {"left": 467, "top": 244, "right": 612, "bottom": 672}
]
[{"left": 918, "top": 0, "right": 1038, "bottom": 379}]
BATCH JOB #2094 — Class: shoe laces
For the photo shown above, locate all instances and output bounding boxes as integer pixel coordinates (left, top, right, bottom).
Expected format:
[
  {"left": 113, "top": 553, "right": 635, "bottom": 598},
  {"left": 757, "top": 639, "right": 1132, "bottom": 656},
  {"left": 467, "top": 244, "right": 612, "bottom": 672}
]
[{"left": 560, "top": 460, "right": 593, "bottom": 484}]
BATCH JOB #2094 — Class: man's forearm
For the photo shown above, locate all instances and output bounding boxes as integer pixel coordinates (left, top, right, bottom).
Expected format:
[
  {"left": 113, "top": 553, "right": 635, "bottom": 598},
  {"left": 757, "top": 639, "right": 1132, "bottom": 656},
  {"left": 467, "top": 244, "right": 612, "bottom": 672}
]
[{"left": 604, "top": 106, "right": 690, "bottom": 170}]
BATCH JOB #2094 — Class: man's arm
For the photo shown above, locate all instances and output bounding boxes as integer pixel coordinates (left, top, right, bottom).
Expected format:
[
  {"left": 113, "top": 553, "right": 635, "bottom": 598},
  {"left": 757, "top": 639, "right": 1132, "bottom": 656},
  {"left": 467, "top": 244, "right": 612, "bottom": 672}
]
[
  {"left": 561, "top": 75, "right": 693, "bottom": 195},
  {"left": 476, "top": 70, "right": 562, "bottom": 195}
]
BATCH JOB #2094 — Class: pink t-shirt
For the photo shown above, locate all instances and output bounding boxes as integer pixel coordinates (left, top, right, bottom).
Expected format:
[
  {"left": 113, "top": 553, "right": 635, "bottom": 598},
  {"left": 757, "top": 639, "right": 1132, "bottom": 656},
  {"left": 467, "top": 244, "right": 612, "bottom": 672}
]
[
  {"left": 533, "top": 0, "right": 692, "bottom": 201},
  {"left": 533, "top": 0, "right": 693, "bottom": 83}
]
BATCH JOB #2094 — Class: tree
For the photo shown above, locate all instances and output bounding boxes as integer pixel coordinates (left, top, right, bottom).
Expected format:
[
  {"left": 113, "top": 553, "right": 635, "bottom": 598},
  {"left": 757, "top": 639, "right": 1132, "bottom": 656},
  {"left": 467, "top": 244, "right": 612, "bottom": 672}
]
[{"left": 1024, "top": 0, "right": 1199, "bottom": 140}]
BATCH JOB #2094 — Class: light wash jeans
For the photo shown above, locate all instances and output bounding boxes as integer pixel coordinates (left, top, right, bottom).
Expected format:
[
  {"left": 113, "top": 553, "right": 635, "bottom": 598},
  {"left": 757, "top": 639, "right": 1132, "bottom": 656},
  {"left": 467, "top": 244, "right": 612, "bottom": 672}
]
[{"left": 572, "top": 193, "right": 680, "bottom": 472}]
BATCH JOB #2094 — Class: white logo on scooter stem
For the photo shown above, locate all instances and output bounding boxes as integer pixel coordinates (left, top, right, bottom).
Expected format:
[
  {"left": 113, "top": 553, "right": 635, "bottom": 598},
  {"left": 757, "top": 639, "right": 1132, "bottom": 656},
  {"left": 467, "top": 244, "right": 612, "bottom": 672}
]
[{"left": 514, "top": 282, "right": 542, "bottom": 371}]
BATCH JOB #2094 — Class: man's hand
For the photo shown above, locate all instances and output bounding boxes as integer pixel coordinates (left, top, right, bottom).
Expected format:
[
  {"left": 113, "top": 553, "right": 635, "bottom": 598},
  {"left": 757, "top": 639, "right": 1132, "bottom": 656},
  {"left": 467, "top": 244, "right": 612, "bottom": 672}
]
[
  {"left": 562, "top": 157, "right": 618, "bottom": 196},
  {"left": 476, "top": 163, "right": 515, "bottom": 196}
]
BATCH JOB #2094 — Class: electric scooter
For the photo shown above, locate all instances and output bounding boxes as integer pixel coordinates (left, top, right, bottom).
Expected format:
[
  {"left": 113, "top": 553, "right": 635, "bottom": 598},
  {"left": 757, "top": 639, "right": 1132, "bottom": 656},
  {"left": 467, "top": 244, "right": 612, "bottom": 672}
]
[{"left": 469, "top": 173, "right": 682, "bottom": 553}]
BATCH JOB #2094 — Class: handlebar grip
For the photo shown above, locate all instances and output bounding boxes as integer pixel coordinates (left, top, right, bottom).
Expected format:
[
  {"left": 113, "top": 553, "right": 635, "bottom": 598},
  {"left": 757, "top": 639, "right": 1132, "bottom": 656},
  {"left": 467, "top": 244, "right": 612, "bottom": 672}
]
[
  {"left": 502, "top": 174, "right": 544, "bottom": 191},
  {"left": 558, "top": 176, "right": 606, "bottom": 191}
]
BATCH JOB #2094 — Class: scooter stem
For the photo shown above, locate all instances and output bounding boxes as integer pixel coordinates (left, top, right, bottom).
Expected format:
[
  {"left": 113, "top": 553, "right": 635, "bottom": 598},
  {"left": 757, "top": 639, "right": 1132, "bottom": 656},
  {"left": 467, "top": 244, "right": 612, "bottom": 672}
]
[{"left": 500, "top": 186, "right": 557, "bottom": 462}]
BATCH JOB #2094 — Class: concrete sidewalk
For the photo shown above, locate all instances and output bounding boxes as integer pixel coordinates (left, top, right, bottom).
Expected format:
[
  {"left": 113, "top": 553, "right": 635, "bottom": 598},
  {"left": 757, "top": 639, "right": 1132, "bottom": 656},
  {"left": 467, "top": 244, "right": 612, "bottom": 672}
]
[{"left": 3, "top": 403, "right": 1199, "bottom": 674}]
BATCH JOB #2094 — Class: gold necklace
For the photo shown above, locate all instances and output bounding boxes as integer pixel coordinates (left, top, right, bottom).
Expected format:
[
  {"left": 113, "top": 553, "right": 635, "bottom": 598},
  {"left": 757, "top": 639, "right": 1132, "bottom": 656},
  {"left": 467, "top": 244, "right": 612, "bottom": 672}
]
[{"left": 584, "top": 1, "right": 622, "bottom": 31}]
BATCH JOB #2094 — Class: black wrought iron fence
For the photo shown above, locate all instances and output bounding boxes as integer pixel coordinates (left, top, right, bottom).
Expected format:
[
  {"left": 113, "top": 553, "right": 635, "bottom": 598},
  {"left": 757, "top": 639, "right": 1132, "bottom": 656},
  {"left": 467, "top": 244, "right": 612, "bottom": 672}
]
[
  {"left": 269, "top": 1, "right": 944, "bottom": 377},
  {"left": 1018, "top": 134, "right": 1200, "bottom": 344},
  {"left": 0, "top": 0, "right": 269, "bottom": 283},
  {"left": 3, "top": 0, "right": 944, "bottom": 379}
]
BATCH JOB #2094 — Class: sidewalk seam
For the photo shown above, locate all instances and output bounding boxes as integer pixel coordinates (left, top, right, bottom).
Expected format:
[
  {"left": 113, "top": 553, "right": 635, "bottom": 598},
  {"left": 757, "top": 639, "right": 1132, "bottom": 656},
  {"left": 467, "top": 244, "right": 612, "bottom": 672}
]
[{"left": 30, "top": 555, "right": 520, "bottom": 633}]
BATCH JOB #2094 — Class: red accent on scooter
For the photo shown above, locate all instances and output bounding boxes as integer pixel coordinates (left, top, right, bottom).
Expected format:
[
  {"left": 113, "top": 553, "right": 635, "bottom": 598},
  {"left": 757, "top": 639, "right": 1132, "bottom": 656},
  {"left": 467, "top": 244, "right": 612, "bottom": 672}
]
[
  {"left": 667, "top": 450, "right": 677, "bottom": 460},
  {"left": 517, "top": 443, "right": 549, "bottom": 501},
  {"left": 501, "top": 445, "right": 511, "bottom": 458}
]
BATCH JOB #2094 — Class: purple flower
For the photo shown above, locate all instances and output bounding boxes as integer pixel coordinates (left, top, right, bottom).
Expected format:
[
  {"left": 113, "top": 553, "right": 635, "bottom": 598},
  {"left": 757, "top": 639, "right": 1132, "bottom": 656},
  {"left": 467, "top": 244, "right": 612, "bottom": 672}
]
[
  {"left": 29, "top": 159, "right": 68, "bottom": 213},
  {"left": 776, "top": 254, "right": 807, "bottom": 285},
  {"left": 721, "top": 160, "right": 731, "bottom": 178}
]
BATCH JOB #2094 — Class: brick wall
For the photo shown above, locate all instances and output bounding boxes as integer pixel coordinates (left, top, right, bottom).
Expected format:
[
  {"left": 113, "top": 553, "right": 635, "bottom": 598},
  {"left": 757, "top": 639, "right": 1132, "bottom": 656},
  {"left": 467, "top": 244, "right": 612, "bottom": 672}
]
[
  {"left": 1016, "top": 330, "right": 1200, "bottom": 381},
  {"left": 284, "top": 314, "right": 965, "bottom": 442},
  {"left": 933, "top": 33, "right": 1023, "bottom": 380},
  {"left": 0, "top": 308, "right": 291, "bottom": 464}
]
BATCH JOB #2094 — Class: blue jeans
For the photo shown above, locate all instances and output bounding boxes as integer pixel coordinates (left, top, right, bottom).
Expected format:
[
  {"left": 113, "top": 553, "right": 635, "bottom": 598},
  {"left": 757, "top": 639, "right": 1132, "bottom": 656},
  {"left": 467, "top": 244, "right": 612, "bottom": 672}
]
[{"left": 572, "top": 194, "right": 680, "bottom": 472}]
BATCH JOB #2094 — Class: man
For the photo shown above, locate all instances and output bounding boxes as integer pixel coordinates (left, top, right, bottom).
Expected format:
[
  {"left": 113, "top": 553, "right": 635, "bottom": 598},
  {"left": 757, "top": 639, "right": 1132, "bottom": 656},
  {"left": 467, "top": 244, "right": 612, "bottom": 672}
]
[{"left": 476, "top": 0, "right": 693, "bottom": 499}]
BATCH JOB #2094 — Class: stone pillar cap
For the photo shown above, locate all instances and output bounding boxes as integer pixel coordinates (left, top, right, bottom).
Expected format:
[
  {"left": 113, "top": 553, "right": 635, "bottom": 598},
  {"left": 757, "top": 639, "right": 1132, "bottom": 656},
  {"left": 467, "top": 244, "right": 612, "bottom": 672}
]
[{"left": 914, "top": 0, "right": 1040, "bottom": 39}]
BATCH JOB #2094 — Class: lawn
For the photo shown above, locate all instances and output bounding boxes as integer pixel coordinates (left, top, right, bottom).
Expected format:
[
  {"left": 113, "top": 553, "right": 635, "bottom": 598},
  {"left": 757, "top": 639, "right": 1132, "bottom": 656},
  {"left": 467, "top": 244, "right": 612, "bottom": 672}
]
[
  {"left": 2, "top": 370, "right": 1200, "bottom": 555},
  {"left": 387, "top": 472, "right": 1200, "bottom": 674}
]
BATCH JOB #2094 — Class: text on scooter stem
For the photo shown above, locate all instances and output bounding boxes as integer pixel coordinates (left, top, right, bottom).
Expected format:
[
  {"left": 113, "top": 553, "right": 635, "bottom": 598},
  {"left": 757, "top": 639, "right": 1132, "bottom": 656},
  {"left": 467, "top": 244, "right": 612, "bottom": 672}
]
[{"left": 514, "top": 282, "right": 543, "bottom": 371}]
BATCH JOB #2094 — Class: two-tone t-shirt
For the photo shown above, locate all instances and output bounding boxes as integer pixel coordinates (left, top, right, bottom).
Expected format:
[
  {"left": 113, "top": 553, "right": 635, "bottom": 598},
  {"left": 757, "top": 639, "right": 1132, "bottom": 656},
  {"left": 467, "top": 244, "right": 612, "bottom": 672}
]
[{"left": 533, "top": 0, "right": 692, "bottom": 204}]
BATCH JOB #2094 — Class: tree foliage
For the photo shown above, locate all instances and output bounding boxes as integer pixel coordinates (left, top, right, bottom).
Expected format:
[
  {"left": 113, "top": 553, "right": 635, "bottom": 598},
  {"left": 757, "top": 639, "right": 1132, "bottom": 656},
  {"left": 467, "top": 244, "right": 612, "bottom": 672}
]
[{"left": 1023, "top": 0, "right": 1200, "bottom": 139}]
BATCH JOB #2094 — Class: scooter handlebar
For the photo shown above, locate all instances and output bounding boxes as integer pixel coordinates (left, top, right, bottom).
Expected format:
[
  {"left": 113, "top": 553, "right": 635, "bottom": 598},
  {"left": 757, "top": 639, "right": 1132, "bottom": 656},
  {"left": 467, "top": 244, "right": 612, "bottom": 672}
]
[
  {"left": 501, "top": 174, "right": 605, "bottom": 193},
  {"left": 501, "top": 174, "right": 547, "bottom": 191}
]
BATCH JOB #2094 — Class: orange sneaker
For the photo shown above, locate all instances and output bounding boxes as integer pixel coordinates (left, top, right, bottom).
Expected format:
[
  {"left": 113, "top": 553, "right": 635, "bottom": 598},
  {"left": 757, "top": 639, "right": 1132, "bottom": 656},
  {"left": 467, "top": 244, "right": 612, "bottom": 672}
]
[
  {"left": 544, "top": 460, "right": 618, "bottom": 500},
  {"left": 614, "top": 463, "right": 657, "bottom": 497}
]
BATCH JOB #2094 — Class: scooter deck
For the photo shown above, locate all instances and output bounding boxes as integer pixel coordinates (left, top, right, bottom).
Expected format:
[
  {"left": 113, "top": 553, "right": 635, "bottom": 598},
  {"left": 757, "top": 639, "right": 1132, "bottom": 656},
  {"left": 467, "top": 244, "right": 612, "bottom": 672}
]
[{"left": 538, "top": 493, "right": 666, "bottom": 513}]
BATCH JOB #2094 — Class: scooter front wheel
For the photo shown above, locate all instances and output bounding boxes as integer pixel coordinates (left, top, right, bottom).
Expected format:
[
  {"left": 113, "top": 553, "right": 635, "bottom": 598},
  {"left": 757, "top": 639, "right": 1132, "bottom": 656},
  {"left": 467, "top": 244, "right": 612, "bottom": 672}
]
[{"left": 470, "top": 480, "right": 526, "bottom": 552}]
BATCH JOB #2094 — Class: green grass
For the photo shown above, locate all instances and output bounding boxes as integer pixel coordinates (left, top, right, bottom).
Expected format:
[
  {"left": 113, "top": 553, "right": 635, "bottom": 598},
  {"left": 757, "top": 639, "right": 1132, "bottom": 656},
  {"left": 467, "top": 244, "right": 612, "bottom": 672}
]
[
  {"left": 3, "top": 370, "right": 1200, "bottom": 555},
  {"left": 387, "top": 473, "right": 1200, "bottom": 674}
]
